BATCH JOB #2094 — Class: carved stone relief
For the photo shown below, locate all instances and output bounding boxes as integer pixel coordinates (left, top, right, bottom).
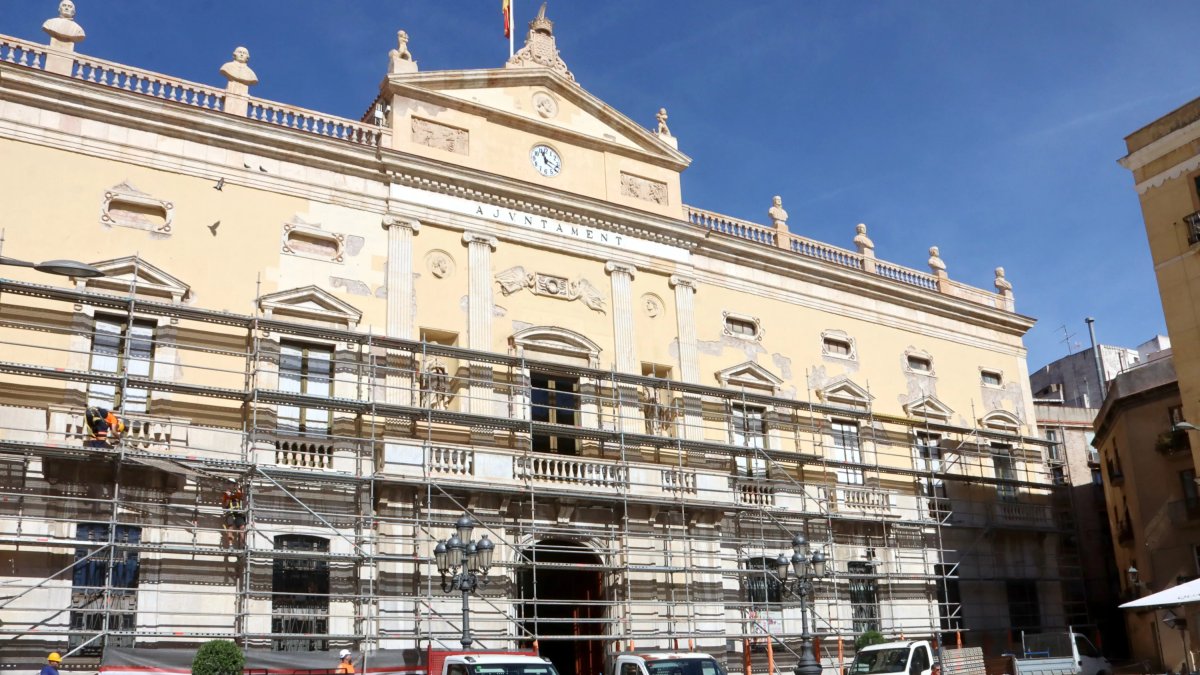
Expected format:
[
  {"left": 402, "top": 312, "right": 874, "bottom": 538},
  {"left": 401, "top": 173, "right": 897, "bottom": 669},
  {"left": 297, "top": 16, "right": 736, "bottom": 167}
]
[
  {"left": 425, "top": 250, "right": 454, "bottom": 279},
  {"left": 495, "top": 266, "right": 606, "bottom": 313},
  {"left": 641, "top": 293, "right": 664, "bottom": 319},
  {"left": 533, "top": 92, "right": 558, "bottom": 119},
  {"left": 619, "top": 172, "right": 668, "bottom": 205},
  {"left": 100, "top": 181, "right": 173, "bottom": 234},
  {"left": 411, "top": 117, "right": 468, "bottom": 155}
]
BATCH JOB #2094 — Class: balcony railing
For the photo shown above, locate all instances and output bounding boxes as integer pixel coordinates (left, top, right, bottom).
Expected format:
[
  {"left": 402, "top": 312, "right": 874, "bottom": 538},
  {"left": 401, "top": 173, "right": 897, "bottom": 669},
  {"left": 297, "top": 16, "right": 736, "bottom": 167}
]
[
  {"left": 825, "top": 485, "right": 895, "bottom": 517},
  {"left": 1185, "top": 211, "right": 1200, "bottom": 246},
  {"left": 991, "top": 501, "right": 1054, "bottom": 528},
  {"left": 1168, "top": 499, "right": 1200, "bottom": 526},
  {"left": 1156, "top": 429, "right": 1191, "bottom": 456}
]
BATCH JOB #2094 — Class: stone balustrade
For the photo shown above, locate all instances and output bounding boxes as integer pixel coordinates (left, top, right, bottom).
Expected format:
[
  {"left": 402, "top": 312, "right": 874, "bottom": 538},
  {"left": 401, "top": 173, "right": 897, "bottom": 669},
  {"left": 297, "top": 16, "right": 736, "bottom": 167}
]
[
  {"left": 873, "top": 259, "right": 940, "bottom": 291},
  {"left": 247, "top": 98, "right": 385, "bottom": 147},
  {"left": 661, "top": 467, "right": 697, "bottom": 494},
  {"left": 991, "top": 500, "right": 1052, "bottom": 527},
  {"left": 824, "top": 485, "right": 896, "bottom": 517},
  {"left": 427, "top": 445, "right": 474, "bottom": 476},
  {"left": 1, "top": 36, "right": 46, "bottom": 69},
  {"left": 515, "top": 454, "right": 628, "bottom": 489},
  {"left": 687, "top": 206, "right": 778, "bottom": 246},
  {"left": 46, "top": 405, "right": 188, "bottom": 454},
  {"left": 71, "top": 55, "right": 226, "bottom": 111},
  {"left": 790, "top": 236, "right": 866, "bottom": 270}
]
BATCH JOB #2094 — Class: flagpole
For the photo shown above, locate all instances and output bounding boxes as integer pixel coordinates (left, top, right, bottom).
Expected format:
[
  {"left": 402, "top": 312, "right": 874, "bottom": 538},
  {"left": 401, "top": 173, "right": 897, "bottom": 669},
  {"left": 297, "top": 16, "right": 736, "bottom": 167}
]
[{"left": 509, "top": 0, "right": 515, "bottom": 57}]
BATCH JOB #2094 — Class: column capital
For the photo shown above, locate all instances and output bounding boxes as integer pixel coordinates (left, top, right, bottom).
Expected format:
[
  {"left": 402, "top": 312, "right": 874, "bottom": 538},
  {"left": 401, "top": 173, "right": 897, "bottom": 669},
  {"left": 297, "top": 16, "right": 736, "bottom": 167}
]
[
  {"left": 463, "top": 231, "right": 498, "bottom": 250},
  {"left": 382, "top": 214, "right": 421, "bottom": 232},
  {"left": 669, "top": 275, "right": 697, "bottom": 291},
  {"left": 605, "top": 261, "right": 637, "bottom": 278}
]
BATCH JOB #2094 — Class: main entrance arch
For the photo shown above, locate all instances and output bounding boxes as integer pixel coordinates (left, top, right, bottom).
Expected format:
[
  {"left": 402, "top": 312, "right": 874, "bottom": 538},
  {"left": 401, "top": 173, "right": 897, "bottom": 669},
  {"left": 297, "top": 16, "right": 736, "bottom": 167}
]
[{"left": 518, "top": 540, "right": 606, "bottom": 675}]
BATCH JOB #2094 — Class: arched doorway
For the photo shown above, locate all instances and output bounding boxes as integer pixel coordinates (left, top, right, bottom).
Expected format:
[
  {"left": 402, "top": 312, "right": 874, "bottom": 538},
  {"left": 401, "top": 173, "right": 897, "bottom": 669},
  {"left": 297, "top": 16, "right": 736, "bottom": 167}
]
[{"left": 518, "top": 540, "right": 605, "bottom": 675}]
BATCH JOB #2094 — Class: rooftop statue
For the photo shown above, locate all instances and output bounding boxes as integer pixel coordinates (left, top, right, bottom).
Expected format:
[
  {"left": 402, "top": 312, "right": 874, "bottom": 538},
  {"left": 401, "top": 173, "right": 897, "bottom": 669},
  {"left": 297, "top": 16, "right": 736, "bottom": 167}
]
[
  {"left": 768, "top": 195, "right": 788, "bottom": 230},
  {"left": 220, "top": 47, "right": 258, "bottom": 87},
  {"left": 506, "top": 3, "right": 575, "bottom": 82},
  {"left": 389, "top": 30, "right": 417, "bottom": 74},
  {"left": 656, "top": 108, "right": 672, "bottom": 137},
  {"left": 994, "top": 266, "right": 1012, "bottom": 293},
  {"left": 43, "top": 0, "right": 85, "bottom": 45},
  {"left": 853, "top": 223, "right": 874, "bottom": 253},
  {"left": 928, "top": 246, "right": 947, "bottom": 275}
]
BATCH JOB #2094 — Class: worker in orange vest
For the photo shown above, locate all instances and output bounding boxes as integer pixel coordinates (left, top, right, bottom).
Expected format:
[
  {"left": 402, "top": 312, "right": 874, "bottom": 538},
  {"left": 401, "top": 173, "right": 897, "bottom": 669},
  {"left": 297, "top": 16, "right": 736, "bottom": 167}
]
[
  {"left": 85, "top": 406, "right": 126, "bottom": 448},
  {"left": 221, "top": 486, "right": 247, "bottom": 549},
  {"left": 336, "top": 649, "right": 355, "bottom": 674}
]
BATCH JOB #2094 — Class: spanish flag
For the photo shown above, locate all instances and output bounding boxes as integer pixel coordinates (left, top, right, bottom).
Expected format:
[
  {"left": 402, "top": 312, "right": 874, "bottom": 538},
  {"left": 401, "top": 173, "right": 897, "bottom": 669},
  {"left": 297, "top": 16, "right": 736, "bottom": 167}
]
[{"left": 502, "top": 0, "right": 512, "bottom": 38}]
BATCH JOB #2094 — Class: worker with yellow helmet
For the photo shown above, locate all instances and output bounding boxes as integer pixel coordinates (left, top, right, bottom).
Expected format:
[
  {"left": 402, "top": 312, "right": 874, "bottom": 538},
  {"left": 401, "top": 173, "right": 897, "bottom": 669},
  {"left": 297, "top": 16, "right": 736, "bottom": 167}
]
[{"left": 41, "top": 652, "right": 62, "bottom": 675}]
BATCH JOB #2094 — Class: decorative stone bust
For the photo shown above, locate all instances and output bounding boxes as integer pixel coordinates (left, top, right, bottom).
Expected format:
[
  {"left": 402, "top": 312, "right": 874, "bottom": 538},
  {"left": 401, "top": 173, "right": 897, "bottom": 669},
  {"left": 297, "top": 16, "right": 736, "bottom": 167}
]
[
  {"left": 220, "top": 47, "right": 258, "bottom": 88},
  {"left": 768, "top": 196, "right": 788, "bottom": 230},
  {"left": 656, "top": 108, "right": 671, "bottom": 136},
  {"left": 994, "top": 266, "right": 1012, "bottom": 293},
  {"left": 43, "top": 0, "right": 85, "bottom": 46},
  {"left": 927, "top": 246, "right": 947, "bottom": 276},
  {"left": 389, "top": 30, "right": 417, "bottom": 73},
  {"left": 853, "top": 223, "right": 874, "bottom": 254}
]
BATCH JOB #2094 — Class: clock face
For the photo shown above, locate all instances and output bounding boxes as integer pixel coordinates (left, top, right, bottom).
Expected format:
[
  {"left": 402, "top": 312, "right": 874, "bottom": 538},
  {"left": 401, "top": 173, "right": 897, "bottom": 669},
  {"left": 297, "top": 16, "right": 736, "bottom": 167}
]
[{"left": 530, "top": 144, "right": 562, "bottom": 177}]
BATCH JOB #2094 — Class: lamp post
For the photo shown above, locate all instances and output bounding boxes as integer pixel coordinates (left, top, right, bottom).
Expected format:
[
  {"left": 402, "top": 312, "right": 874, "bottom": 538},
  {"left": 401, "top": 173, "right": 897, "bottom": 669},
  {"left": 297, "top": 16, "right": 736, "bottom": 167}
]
[
  {"left": 0, "top": 255, "right": 105, "bottom": 278},
  {"left": 433, "top": 514, "right": 495, "bottom": 649},
  {"left": 773, "top": 534, "right": 828, "bottom": 675}
]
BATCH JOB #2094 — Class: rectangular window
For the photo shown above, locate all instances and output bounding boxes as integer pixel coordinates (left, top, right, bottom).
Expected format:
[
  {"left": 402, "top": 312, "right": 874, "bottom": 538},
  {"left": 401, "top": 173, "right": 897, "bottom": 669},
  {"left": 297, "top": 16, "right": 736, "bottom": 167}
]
[
  {"left": 1181, "top": 469, "right": 1199, "bottom": 513},
  {"left": 1005, "top": 580, "right": 1041, "bottom": 633},
  {"left": 531, "top": 373, "right": 579, "bottom": 455},
  {"left": 272, "top": 534, "right": 330, "bottom": 652},
  {"left": 907, "top": 355, "right": 932, "bottom": 372},
  {"left": 847, "top": 560, "right": 880, "bottom": 633},
  {"left": 88, "top": 315, "right": 155, "bottom": 414},
  {"left": 70, "top": 523, "right": 140, "bottom": 655},
  {"left": 832, "top": 420, "right": 864, "bottom": 484},
  {"left": 745, "top": 556, "right": 782, "bottom": 605},
  {"left": 278, "top": 342, "right": 333, "bottom": 436},
  {"left": 823, "top": 337, "right": 852, "bottom": 356},
  {"left": 732, "top": 404, "right": 768, "bottom": 476},
  {"left": 992, "top": 443, "right": 1017, "bottom": 501},
  {"left": 981, "top": 370, "right": 1003, "bottom": 386},
  {"left": 915, "top": 432, "right": 947, "bottom": 514},
  {"left": 725, "top": 317, "right": 758, "bottom": 338}
]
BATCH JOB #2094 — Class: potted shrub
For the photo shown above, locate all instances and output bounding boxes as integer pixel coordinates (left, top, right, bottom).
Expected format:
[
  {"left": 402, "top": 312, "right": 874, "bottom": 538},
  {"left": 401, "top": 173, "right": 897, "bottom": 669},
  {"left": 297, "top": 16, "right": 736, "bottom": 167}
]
[{"left": 192, "top": 639, "right": 244, "bottom": 675}]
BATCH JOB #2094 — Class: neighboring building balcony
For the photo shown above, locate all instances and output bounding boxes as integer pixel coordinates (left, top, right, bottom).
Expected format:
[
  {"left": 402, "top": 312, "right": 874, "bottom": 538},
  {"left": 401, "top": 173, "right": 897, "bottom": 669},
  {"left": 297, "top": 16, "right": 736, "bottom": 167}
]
[
  {"left": 1184, "top": 211, "right": 1200, "bottom": 246},
  {"left": 1106, "top": 459, "right": 1125, "bottom": 485},
  {"left": 1168, "top": 499, "right": 1200, "bottom": 527},
  {"left": 1155, "top": 429, "right": 1191, "bottom": 456}
]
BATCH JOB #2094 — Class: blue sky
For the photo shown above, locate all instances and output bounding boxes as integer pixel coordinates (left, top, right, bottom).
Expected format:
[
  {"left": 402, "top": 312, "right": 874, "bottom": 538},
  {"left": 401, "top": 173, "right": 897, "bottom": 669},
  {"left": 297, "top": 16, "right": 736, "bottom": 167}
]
[{"left": 5, "top": 1, "right": 1196, "bottom": 370}]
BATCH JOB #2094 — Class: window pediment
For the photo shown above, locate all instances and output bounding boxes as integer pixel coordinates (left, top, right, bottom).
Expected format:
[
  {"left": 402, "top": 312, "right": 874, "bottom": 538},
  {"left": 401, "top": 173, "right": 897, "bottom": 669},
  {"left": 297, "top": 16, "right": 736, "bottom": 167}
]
[
  {"left": 980, "top": 409, "right": 1022, "bottom": 433},
  {"left": 259, "top": 285, "right": 362, "bottom": 327},
  {"left": 818, "top": 377, "right": 873, "bottom": 410},
  {"left": 904, "top": 395, "right": 954, "bottom": 422},
  {"left": 716, "top": 361, "right": 783, "bottom": 394},
  {"left": 78, "top": 256, "right": 190, "bottom": 303},
  {"left": 511, "top": 325, "right": 602, "bottom": 368}
]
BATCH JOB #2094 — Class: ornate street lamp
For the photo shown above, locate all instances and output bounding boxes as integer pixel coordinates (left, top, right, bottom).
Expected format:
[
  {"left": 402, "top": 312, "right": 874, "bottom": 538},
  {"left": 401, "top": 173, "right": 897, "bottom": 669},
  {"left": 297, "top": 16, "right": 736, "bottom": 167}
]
[
  {"left": 0, "top": 255, "right": 104, "bottom": 278},
  {"left": 772, "top": 534, "right": 829, "bottom": 675},
  {"left": 433, "top": 513, "right": 495, "bottom": 649}
]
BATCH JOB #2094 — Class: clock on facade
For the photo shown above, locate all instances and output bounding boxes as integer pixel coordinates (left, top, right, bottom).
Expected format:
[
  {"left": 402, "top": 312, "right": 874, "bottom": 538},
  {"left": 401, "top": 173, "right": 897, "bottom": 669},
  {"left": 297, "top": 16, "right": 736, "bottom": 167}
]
[{"left": 530, "top": 144, "right": 561, "bottom": 177}]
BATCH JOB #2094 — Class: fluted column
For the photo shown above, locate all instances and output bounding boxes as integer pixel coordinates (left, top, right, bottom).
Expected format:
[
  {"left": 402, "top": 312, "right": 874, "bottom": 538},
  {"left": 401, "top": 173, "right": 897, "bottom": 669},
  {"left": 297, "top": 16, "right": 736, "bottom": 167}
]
[
  {"left": 463, "top": 232, "right": 499, "bottom": 425},
  {"left": 670, "top": 275, "right": 702, "bottom": 441},
  {"left": 382, "top": 214, "right": 420, "bottom": 406},
  {"left": 606, "top": 261, "right": 639, "bottom": 434}
]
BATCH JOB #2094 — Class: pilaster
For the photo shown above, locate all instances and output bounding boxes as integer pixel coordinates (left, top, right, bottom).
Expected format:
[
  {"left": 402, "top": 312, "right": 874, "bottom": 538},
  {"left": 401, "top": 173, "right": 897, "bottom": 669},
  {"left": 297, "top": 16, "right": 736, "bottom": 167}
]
[
  {"left": 383, "top": 214, "right": 420, "bottom": 407},
  {"left": 463, "top": 232, "right": 499, "bottom": 432},
  {"left": 670, "top": 275, "right": 702, "bottom": 442},
  {"left": 606, "top": 261, "right": 639, "bottom": 434}
]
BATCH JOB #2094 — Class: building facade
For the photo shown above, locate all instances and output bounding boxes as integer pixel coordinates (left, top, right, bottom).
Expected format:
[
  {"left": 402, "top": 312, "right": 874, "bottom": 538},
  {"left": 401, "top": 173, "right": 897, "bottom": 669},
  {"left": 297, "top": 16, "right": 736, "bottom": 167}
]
[
  {"left": 0, "top": 6, "right": 1073, "bottom": 674},
  {"left": 1092, "top": 355, "right": 1200, "bottom": 671}
]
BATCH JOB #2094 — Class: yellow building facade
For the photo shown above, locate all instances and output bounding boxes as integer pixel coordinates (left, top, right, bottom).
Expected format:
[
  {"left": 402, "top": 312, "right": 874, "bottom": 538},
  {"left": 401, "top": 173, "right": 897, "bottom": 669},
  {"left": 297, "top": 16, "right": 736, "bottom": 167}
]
[{"left": 0, "top": 6, "right": 1075, "bottom": 674}]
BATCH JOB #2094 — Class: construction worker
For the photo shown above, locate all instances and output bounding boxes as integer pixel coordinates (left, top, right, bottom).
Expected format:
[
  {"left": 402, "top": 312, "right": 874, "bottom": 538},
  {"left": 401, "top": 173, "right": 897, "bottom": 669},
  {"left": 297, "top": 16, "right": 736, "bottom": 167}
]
[
  {"left": 84, "top": 406, "right": 126, "bottom": 448},
  {"left": 221, "top": 486, "right": 247, "bottom": 549},
  {"left": 40, "top": 652, "right": 62, "bottom": 675},
  {"left": 336, "top": 649, "right": 355, "bottom": 674}
]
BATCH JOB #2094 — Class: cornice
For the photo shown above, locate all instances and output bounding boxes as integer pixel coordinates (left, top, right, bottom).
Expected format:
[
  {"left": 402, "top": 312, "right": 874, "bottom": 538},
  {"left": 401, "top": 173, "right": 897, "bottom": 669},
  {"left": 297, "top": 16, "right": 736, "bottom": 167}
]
[
  {"left": 1119, "top": 113, "right": 1200, "bottom": 172},
  {"left": 387, "top": 67, "right": 690, "bottom": 168}
]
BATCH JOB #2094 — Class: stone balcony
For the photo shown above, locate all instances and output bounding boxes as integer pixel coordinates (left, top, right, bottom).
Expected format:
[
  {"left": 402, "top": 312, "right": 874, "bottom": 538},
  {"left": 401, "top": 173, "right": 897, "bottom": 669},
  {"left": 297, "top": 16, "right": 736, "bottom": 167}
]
[
  {"left": 990, "top": 500, "right": 1054, "bottom": 529},
  {"left": 822, "top": 485, "right": 899, "bottom": 518}
]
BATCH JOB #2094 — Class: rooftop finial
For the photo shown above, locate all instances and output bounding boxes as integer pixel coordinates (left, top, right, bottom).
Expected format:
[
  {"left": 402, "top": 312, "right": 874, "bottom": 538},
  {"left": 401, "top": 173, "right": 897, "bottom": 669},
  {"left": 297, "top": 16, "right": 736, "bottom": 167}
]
[
  {"left": 389, "top": 29, "right": 418, "bottom": 74},
  {"left": 506, "top": 2, "right": 575, "bottom": 82},
  {"left": 43, "top": 0, "right": 85, "bottom": 50}
]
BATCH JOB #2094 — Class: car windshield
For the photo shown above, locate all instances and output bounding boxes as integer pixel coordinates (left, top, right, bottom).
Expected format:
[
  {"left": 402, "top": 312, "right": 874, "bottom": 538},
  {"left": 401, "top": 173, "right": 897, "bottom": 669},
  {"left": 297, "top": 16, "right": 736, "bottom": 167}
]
[
  {"left": 850, "top": 649, "right": 910, "bottom": 675},
  {"left": 472, "top": 665, "right": 559, "bottom": 675},
  {"left": 645, "top": 658, "right": 727, "bottom": 675}
]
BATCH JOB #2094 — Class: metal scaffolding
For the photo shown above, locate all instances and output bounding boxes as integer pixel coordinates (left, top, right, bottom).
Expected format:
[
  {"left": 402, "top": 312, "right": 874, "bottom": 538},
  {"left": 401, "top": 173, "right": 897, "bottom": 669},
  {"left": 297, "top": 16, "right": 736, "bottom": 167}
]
[{"left": 0, "top": 277, "right": 1084, "bottom": 670}]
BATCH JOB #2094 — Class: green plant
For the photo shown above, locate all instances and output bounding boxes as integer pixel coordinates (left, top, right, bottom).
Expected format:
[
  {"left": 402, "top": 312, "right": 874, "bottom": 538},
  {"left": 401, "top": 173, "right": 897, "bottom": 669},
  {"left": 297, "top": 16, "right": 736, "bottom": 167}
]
[
  {"left": 855, "top": 630, "right": 887, "bottom": 651},
  {"left": 192, "top": 639, "right": 244, "bottom": 675}
]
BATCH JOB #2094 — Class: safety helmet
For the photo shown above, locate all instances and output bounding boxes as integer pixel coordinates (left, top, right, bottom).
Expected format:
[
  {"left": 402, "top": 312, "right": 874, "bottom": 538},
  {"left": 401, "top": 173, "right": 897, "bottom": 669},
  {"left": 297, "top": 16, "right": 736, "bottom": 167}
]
[
  {"left": 48, "top": 652, "right": 62, "bottom": 663},
  {"left": 340, "top": 649, "right": 352, "bottom": 659}
]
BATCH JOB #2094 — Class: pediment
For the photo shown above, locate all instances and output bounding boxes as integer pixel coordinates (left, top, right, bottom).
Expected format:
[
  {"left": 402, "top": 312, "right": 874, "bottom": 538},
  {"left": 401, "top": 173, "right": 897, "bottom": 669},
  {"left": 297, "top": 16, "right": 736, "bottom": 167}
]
[
  {"left": 79, "top": 256, "right": 190, "bottom": 302},
  {"left": 388, "top": 69, "right": 690, "bottom": 170},
  {"left": 904, "top": 395, "right": 955, "bottom": 422},
  {"left": 716, "top": 361, "right": 783, "bottom": 393},
  {"left": 818, "top": 378, "right": 873, "bottom": 409},
  {"left": 259, "top": 285, "right": 362, "bottom": 326},
  {"left": 980, "top": 409, "right": 1022, "bottom": 433}
]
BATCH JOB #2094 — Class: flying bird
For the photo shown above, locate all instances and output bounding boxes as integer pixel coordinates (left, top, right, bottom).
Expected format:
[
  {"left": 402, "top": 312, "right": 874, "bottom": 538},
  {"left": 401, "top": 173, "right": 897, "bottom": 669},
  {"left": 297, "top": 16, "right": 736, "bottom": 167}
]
[{"left": 208, "top": 221, "right": 220, "bottom": 237}]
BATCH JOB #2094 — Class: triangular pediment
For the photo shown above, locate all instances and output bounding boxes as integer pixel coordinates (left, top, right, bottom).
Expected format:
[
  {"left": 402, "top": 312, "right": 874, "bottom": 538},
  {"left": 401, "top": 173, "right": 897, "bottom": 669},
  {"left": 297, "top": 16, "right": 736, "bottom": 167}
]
[
  {"left": 904, "top": 395, "right": 955, "bottom": 422},
  {"left": 80, "top": 256, "right": 190, "bottom": 302},
  {"left": 716, "top": 361, "right": 783, "bottom": 393},
  {"left": 980, "top": 409, "right": 1022, "bottom": 433},
  {"left": 818, "top": 378, "right": 873, "bottom": 409},
  {"left": 388, "top": 69, "right": 690, "bottom": 170},
  {"left": 259, "top": 285, "right": 362, "bottom": 326}
]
